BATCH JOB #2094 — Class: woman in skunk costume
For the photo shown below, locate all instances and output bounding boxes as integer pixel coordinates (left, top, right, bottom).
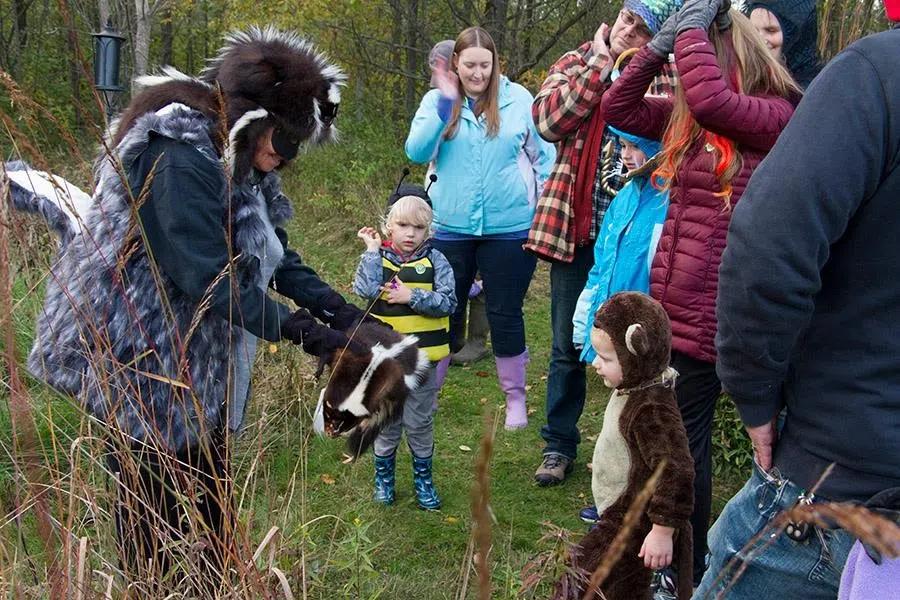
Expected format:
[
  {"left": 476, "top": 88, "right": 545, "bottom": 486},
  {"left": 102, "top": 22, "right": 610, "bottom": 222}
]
[{"left": 19, "top": 26, "right": 365, "bottom": 589}]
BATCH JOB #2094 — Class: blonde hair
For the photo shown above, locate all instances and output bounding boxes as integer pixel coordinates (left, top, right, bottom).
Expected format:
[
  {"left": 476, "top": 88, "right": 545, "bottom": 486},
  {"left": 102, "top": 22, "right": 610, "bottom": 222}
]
[
  {"left": 444, "top": 26, "right": 501, "bottom": 140},
  {"left": 653, "top": 11, "right": 801, "bottom": 208},
  {"left": 381, "top": 195, "right": 434, "bottom": 239}
]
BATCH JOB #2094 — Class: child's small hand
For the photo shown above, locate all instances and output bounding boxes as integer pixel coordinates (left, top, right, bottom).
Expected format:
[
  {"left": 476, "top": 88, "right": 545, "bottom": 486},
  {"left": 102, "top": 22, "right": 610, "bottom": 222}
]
[
  {"left": 357, "top": 227, "right": 382, "bottom": 252},
  {"left": 638, "top": 524, "right": 674, "bottom": 569},
  {"left": 380, "top": 278, "right": 412, "bottom": 305}
]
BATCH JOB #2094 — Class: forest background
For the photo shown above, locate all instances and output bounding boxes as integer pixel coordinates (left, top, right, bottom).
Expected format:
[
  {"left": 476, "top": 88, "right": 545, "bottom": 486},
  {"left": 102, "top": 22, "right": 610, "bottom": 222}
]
[{"left": 0, "top": 0, "right": 892, "bottom": 598}]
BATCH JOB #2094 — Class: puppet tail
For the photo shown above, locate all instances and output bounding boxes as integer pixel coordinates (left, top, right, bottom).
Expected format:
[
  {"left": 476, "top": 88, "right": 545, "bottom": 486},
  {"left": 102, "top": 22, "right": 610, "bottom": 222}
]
[{"left": 4, "top": 161, "right": 90, "bottom": 244}]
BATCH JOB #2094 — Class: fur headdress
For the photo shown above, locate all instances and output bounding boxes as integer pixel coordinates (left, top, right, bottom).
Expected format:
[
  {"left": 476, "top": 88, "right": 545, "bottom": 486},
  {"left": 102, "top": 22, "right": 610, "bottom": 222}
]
[
  {"left": 116, "top": 26, "right": 346, "bottom": 182},
  {"left": 593, "top": 291, "right": 672, "bottom": 389},
  {"left": 315, "top": 322, "right": 429, "bottom": 458}
]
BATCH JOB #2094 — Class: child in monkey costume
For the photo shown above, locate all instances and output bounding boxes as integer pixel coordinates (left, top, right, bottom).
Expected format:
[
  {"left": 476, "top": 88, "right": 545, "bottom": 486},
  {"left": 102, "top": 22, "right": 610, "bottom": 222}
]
[{"left": 563, "top": 291, "right": 694, "bottom": 600}]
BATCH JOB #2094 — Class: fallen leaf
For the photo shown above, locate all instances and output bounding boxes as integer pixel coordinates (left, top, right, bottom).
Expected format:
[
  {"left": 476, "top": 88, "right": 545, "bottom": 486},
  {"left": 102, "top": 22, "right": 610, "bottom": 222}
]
[
  {"left": 340, "top": 454, "right": 355, "bottom": 464},
  {"left": 524, "top": 385, "right": 533, "bottom": 391},
  {"left": 320, "top": 474, "right": 336, "bottom": 485},
  {"left": 268, "top": 344, "right": 278, "bottom": 354},
  {"left": 459, "top": 445, "right": 472, "bottom": 452},
  {"left": 479, "top": 397, "right": 488, "bottom": 404},
  {"left": 540, "top": 375, "right": 548, "bottom": 381},
  {"left": 444, "top": 516, "right": 459, "bottom": 523},
  {"left": 476, "top": 371, "right": 490, "bottom": 378},
  {"left": 527, "top": 408, "right": 536, "bottom": 415}
]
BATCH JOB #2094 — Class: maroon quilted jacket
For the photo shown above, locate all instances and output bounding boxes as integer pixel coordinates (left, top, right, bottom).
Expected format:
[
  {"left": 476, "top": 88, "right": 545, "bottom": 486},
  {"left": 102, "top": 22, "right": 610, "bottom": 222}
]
[{"left": 601, "top": 30, "right": 796, "bottom": 363}]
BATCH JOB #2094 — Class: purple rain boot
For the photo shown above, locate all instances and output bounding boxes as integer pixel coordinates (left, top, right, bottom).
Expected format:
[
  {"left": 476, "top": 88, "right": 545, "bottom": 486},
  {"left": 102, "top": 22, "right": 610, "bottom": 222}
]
[
  {"left": 495, "top": 350, "right": 529, "bottom": 430},
  {"left": 432, "top": 356, "right": 450, "bottom": 411}
]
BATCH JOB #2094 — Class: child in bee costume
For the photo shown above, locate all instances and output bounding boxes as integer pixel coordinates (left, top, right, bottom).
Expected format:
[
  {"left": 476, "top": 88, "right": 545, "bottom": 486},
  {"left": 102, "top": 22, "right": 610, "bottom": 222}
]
[
  {"left": 353, "top": 177, "right": 456, "bottom": 509},
  {"left": 560, "top": 292, "right": 694, "bottom": 600}
]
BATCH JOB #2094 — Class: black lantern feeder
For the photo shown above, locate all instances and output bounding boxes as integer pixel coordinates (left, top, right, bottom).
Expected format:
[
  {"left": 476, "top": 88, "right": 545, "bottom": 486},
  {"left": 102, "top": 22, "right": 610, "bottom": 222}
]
[{"left": 92, "top": 19, "right": 126, "bottom": 119}]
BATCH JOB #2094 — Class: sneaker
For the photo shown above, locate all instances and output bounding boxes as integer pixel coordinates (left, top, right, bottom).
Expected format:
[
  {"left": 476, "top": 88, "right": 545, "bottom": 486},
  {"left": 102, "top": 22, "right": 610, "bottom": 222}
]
[
  {"left": 579, "top": 505, "right": 599, "bottom": 523},
  {"left": 533, "top": 453, "right": 574, "bottom": 487}
]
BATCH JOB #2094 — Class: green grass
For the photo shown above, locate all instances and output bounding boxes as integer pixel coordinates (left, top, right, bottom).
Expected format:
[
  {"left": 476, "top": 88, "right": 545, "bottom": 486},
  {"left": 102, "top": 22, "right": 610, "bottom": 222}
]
[{"left": 0, "top": 132, "right": 748, "bottom": 598}]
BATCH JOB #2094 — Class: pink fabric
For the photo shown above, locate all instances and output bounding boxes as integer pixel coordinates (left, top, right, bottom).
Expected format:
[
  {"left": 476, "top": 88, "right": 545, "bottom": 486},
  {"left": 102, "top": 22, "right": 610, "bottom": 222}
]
[{"left": 601, "top": 32, "right": 796, "bottom": 362}]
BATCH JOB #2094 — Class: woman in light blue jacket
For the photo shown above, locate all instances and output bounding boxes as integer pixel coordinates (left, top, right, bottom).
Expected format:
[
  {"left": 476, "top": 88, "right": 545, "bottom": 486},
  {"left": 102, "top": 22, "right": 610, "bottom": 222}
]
[
  {"left": 405, "top": 25, "right": 555, "bottom": 430},
  {"left": 572, "top": 127, "right": 669, "bottom": 365}
]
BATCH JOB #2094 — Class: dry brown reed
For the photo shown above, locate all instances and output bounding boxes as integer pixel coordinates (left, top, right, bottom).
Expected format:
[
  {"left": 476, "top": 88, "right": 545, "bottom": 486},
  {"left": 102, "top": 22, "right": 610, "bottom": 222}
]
[{"left": 470, "top": 407, "right": 498, "bottom": 600}]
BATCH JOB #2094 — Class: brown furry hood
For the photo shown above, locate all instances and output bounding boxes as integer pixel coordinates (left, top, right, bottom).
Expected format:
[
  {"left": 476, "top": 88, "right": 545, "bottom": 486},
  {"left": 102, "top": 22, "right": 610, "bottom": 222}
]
[{"left": 593, "top": 291, "right": 672, "bottom": 389}]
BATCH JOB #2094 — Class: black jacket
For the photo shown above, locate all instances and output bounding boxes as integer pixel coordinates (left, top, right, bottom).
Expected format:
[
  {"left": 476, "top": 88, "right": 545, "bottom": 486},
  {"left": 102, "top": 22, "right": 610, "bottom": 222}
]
[
  {"left": 716, "top": 28, "right": 900, "bottom": 501},
  {"left": 132, "top": 134, "right": 335, "bottom": 342}
]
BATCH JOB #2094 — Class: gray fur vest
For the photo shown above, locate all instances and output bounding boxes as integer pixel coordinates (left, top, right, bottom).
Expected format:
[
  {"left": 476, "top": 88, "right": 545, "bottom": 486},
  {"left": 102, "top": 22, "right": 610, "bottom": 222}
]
[{"left": 27, "top": 103, "right": 293, "bottom": 451}]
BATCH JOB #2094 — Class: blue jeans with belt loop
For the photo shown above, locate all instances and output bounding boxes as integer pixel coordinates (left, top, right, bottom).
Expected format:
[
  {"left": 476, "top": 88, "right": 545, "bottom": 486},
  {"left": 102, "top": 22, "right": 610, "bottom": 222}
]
[{"left": 693, "top": 461, "right": 855, "bottom": 600}]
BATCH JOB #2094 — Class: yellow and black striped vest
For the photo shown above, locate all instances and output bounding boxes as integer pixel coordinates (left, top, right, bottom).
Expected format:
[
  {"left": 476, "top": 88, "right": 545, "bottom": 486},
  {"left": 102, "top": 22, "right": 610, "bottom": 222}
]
[{"left": 371, "top": 255, "right": 450, "bottom": 361}]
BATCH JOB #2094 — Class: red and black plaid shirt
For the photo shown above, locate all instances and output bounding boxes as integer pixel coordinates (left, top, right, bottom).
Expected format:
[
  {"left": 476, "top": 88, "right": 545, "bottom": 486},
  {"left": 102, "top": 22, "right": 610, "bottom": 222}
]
[{"left": 525, "top": 42, "right": 676, "bottom": 263}]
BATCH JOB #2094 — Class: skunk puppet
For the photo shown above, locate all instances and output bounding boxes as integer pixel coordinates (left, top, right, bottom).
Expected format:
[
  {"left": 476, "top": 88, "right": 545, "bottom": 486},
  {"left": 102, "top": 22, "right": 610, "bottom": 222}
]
[{"left": 314, "top": 321, "right": 429, "bottom": 458}]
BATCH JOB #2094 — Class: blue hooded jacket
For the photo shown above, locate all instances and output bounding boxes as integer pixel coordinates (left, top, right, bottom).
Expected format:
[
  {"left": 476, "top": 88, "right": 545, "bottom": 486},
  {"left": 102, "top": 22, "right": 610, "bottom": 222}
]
[
  {"left": 405, "top": 76, "right": 556, "bottom": 235},
  {"left": 572, "top": 127, "right": 669, "bottom": 363}
]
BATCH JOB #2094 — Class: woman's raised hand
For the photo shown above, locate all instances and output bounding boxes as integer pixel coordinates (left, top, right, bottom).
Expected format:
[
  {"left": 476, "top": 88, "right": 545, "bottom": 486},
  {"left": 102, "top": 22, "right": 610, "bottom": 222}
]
[{"left": 431, "top": 56, "right": 460, "bottom": 101}]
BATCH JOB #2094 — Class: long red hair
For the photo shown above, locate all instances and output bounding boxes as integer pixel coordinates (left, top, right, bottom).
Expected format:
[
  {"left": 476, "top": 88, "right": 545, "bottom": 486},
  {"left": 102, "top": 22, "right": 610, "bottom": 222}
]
[{"left": 653, "top": 11, "right": 800, "bottom": 207}]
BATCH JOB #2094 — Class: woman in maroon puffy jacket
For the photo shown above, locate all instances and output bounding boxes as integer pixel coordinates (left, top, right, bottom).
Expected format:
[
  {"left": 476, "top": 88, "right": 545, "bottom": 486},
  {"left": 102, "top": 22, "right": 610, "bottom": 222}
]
[{"left": 600, "top": 1, "right": 800, "bottom": 586}]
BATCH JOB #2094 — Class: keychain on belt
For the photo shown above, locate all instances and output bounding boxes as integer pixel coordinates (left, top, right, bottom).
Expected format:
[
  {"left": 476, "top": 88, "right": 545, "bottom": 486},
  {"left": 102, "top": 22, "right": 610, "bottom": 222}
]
[{"left": 785, "top": 491, "right": 815, "bottom": 542}]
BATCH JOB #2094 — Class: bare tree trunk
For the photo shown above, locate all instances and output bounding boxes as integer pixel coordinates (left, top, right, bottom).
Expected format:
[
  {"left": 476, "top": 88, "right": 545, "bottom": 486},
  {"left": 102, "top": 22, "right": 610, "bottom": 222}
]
[
  {"left": 67, "top": 31, "right": 82, "bottom": 129},
  {"left": 523, "top": 0, "right": 533, "bottom": 64},
  {"left": 405, "top": 0, "right": 419, "bottom": 119},
  {"left": 186, "top": 4, "right": 195, "bottom": 73},
  {"left": 98, "top": 0, "right": 110, "bottom": 28},
  {"left": 392, "top": 2, "right": 404, "bottom": 121},
  {"left": 161, "top": 7, "right": 173, "bottom": 66},
  {"left": 484, "top": 0, "right": 508, "bottom": 56},
  {"left": 13, "top": 0, "right": 28, "bottom": 51},
  {"left": 133, "top": 0, "right": 151, "bottom": 87}
]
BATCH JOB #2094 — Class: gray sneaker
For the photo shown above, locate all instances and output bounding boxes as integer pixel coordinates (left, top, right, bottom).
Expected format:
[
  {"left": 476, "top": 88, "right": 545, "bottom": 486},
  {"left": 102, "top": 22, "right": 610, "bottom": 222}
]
[{"left": 534, "top": 453, "right": 574, "bottom": 486}]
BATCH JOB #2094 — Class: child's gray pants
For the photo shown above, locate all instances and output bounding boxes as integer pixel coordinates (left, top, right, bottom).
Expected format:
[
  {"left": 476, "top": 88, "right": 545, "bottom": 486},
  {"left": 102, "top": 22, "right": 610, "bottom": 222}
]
[{"left": 373, "top": 363, "right": 437, "bottom": 457}]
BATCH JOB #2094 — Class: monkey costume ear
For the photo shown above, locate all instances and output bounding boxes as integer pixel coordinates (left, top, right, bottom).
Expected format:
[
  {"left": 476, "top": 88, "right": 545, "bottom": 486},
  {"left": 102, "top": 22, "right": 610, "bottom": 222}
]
[{"left": 624, "top": 323, "right": 650, "bottom": 356}]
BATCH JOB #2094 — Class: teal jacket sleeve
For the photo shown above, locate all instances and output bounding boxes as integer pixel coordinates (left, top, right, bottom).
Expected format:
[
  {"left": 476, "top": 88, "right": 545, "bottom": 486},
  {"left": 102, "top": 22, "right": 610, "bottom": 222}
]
[{"left": 405, "top": 90, "right": 449, "bottom": 164}]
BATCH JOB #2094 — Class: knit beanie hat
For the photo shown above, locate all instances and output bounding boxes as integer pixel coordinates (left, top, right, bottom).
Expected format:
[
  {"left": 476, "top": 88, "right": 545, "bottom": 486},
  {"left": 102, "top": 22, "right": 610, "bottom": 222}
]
[{"left": 624, "top": 0, "right": 683, "bottom": 34}]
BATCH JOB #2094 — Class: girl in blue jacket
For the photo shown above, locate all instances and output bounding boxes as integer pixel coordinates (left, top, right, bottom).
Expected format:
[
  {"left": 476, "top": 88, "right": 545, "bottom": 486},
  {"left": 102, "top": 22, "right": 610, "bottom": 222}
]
[
  {"left": 405, "top": 26, "right": 555, "bottom": 430},
  {"left": 572, "top": 127, "right": 669, "bottom": 365}
]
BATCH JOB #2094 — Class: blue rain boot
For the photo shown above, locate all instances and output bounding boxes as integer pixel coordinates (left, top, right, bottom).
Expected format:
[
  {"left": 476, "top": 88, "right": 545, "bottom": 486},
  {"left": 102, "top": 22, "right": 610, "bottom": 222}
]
[
  {"left": 411, "top": 453, "right": 441, "bottom": 510},
  {"left": 373, "top": 452, "right": 396, "bottom": 505}
]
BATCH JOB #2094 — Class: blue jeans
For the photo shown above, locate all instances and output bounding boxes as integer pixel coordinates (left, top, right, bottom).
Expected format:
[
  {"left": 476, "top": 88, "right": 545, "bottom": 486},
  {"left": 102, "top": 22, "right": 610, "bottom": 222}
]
[
  {"left": 693, "top": 461, "right": 854, "bottom": 600},
  {"left": 540, "top": 243, "right": 594, "bottom": 460},
  {"left": 432, "top": 238, "right": 536, "bottom": 357}
]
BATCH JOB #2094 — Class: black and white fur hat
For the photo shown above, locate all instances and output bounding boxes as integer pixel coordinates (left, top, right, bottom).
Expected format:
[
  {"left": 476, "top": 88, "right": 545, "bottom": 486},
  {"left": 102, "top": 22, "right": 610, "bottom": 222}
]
[{"left": 119, "top": 26, "right": 346, "bottom": 181}]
